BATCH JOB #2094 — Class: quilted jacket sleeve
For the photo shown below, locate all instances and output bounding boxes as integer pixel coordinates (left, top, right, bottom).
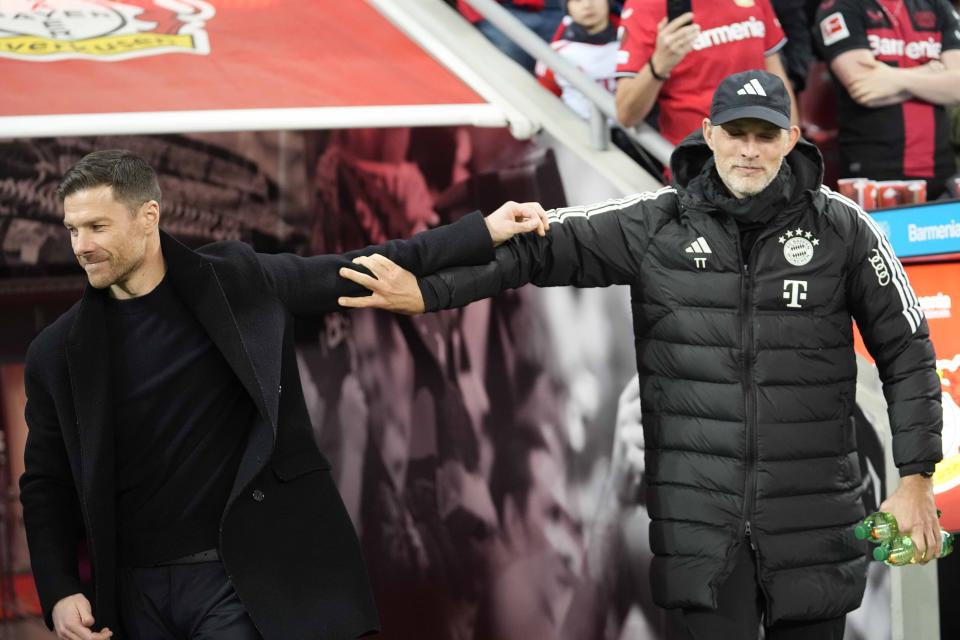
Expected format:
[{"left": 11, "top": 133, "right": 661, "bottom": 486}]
[
  {"left": 842, "top": 199, "right": 942, "bottom": 475},
  {"left": 419, "top": 191, "right": 670, "bottom": 311}
]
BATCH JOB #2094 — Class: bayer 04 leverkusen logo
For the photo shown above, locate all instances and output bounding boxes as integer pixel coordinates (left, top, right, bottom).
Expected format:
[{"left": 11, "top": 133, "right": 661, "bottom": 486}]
[{"left": 0, "top": 0, "right": 215, "bottom": 62}]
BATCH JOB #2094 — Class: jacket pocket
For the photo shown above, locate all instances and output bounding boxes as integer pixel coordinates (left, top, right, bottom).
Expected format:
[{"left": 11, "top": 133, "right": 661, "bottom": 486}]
[
  {"left": 842, "top": 415, "right": 857, "bottom": 453},
  {"left": 272, "top": 450, "right": 331, "bottom": 482}
]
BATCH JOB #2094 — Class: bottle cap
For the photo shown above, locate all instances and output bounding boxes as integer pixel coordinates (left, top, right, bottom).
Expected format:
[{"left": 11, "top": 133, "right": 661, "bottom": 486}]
[
  {"left": 855, "top": 523, "right": 870, "bottom": 540},
  {"left": 873, "top": 546, "right": 888, "bottom": 562}
]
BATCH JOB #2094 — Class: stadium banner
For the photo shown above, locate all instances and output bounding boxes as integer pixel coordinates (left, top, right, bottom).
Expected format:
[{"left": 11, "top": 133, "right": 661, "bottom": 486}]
[{"left": 870, "top": 201, "right": 960, "bottom": 259}]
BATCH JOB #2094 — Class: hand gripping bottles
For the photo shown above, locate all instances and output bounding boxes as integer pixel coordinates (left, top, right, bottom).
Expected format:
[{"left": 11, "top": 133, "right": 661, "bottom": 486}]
[{"left": 873, "top": 531, "right": 954, "bottom": 566}]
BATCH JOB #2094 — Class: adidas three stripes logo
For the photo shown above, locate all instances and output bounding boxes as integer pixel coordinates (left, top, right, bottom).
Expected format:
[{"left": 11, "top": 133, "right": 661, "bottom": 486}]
[
  {"left": 737, "top": 79, "right": 767, "bottom": 96},
  {"left": 685, "top": 237, "right": 713, "bottom": 254}
]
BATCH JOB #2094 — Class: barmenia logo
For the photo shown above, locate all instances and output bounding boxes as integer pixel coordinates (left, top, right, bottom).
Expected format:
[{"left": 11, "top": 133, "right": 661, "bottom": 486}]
[
  {"left": 0, "top": 0, "right": 215, "bottom": 62},
  {"left": 692, "top": 17, "right": 766, "bottom": 51},
  {"left": 868, "top": 34, "right": 942, "bottom": 61}
]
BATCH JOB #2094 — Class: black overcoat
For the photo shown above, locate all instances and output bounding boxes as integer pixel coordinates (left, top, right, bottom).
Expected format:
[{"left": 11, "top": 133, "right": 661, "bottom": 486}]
[{"left": 20, "top": 212, "right": 494, "bottom": 639}]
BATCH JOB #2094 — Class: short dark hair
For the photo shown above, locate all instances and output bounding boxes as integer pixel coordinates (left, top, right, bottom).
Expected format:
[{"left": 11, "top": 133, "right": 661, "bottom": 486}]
[{"left": 57, "top": 150, "right": 161, "bottom": 211}]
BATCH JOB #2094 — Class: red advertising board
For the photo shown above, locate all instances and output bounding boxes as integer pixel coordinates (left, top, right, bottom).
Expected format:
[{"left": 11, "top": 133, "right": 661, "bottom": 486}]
[{"left": 855, "top": 261, "right": 960, "bottom": 532}]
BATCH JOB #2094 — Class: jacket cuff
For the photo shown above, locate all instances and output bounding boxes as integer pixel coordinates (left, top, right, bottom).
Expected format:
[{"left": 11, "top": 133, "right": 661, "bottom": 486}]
[
  {"left": 417, "top": 277, "right": 440, "bottom": 313},
  {"left": 899, "top": 462, "right": 937, "bottom": 477},
  {"left": 451, "top": 210, "right": 494, "bottom": 263}
]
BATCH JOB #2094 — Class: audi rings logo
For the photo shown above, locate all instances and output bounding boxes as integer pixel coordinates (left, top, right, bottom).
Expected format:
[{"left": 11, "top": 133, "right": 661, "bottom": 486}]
[{"left": 868, "top": 248, "right": 891, "bottom": 287}]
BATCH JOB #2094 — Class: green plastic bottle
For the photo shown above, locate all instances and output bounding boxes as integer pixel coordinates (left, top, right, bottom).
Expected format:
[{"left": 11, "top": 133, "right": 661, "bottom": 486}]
[
  {"left": 873, "top": 531, "right": 955, "bottom": 566},
  {"left": 855, "top": 512, "right": 899, "bottom": 543}
]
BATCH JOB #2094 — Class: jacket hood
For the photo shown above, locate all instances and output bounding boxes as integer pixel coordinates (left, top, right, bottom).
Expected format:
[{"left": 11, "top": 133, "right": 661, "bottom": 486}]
[{"left": 669, "top": 130, "right": 825, "bottom": 197}]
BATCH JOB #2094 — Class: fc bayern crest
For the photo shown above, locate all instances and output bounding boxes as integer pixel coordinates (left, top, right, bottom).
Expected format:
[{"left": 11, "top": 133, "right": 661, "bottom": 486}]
[
  {"left": 0, "top": 0, "right": 215, "bottom": 62},
  {"left": 779, "top": 227, "right": 819, "bottom": 267}
]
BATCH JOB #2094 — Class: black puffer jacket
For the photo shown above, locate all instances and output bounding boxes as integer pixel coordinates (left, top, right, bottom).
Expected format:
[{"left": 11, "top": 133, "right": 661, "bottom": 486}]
[{"left": 420, "top": 135, "right": 942, "bottom": 622}]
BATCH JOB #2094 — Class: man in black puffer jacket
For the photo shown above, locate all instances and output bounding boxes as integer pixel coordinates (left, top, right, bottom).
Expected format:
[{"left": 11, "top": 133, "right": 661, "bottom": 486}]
[{"left": 340, "top": 70, "right": 943, "bottom": 639}]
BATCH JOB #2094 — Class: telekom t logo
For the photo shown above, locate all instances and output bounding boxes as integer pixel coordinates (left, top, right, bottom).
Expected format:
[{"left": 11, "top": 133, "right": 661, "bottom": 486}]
[{"left": 783, "top": 280, "right": 808, "bottom": 308}]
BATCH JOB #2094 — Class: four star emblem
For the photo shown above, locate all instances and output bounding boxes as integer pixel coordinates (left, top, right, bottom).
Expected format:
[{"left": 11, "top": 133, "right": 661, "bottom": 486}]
[{"left": 778, "top": 228, "right": 818, "bottom": 248}]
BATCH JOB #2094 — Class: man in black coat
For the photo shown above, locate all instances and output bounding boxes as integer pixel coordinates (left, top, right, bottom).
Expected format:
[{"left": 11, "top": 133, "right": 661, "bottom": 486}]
[
  {"left": 19, "top": 150, "right": 549, "bottom": 640},
  {"left": 340, "top": 71, "right": 944, "bottom": 639}
]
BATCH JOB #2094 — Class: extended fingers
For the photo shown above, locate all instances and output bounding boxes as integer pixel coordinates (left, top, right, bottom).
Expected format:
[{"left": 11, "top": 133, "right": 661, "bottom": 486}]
[
  {"left": 352, "top": 255, "right": 387, "bottom": 277},
  {"left": 514, "top": 202, "right": 549, "bottom": 236},
  {"left": 367, "top": 253, "right": 399, "bottom": 271},
  {"left": 338, "top": 293, "right": 382, "bottom": 309},
  {"left": 664, "top": 12, "right": 694, "bottom": 31},
  {"left": 339, "top": 266, "right": 379, "bottom": 292},
  {"left": 528, "top": 202, "right": 550, "bottom": 234},
  {"left": 664, "top": 24, "right": 699, "bottom": 51}
]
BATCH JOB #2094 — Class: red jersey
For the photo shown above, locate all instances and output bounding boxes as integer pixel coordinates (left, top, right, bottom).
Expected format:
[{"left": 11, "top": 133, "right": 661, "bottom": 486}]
[{"left": 616, "top": 0, "right": 787, "bottom": 144}]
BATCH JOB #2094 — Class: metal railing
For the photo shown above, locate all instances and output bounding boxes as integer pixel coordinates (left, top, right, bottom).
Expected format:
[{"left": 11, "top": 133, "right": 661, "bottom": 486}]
[{"left": 464, "top": 0, "right": 674, "bottom": 165}]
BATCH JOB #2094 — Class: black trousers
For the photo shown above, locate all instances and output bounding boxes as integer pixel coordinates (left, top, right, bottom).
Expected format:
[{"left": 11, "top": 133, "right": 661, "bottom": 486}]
[
  {"left": 118, "top": 561, "right": 261, "bottom": 640},
  {"left": 680, "top": 542, "right": 846, "bottom": 640}
]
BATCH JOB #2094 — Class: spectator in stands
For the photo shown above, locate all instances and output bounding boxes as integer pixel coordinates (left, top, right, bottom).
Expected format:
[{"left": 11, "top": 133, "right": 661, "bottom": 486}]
[
  {"left": 537, "top": 2, "right": 664, "bottom": 174},
  {"left": 459, "top": 0, "right": 566, "bottom": 72},
  {"left": 614, "top": 0, "right": 799, "bottom": 145},
  {"left": 771, "top": 0, "right": 816, "bottom": 93},
  {"left": 536, "top": 0, "right": 619, "bottom": 120},
  {"left": 814, "top": 0, "right": 960, "bottom": 199}
]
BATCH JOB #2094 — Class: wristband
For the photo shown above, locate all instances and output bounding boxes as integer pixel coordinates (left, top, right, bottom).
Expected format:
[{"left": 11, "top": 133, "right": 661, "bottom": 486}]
[{"left": 648, "top": 58, "right": 669, "bottom": 82}]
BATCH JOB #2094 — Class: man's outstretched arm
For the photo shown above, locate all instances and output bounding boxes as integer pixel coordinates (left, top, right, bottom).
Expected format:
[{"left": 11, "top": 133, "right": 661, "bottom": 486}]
[
  {"left": 255, "top": 202, "right": 549, "bottom": 317},
  {"left": 339, "top": 190, "right": 669, "bottom": 313}
]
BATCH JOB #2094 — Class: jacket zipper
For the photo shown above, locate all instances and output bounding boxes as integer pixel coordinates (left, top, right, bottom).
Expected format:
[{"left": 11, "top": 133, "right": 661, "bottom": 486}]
[
  {"left": 739, "top": 253, "right": 757, "bottom": 548},
  {"left": 737, "top": 225, "right": 781, "bottom": 621}
]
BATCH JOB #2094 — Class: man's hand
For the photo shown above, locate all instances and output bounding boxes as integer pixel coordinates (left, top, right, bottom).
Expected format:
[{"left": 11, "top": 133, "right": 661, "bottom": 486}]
[
  {"left": 848, "top": 59, "right": 908, "bottom": 106},
  {"left": 879, "top": 474, "right": 942, "bottom": 564},
  {"left": 651, "top": 14, "right": 701, "bottom": 78},
  {"left": 338, "top": 254, "right": 424, "bottom": 314},
  {"left": 484, "top": 201, "right": 550, "bottom": 247},
  {"left": 52, "top": 593, "right": 112, "bottom": 640}
]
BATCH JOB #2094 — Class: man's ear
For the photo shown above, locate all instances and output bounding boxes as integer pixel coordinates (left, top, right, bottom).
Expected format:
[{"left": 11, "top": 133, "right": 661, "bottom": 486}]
[
  {"left": 784, "top": 125, "right": 801, "bottom": 154},
  {"left": 139, "top": 200, "right": 160, "bottom": 232},
  {"left": 702, "top": 118, "right": 715, "bottom": 151}
]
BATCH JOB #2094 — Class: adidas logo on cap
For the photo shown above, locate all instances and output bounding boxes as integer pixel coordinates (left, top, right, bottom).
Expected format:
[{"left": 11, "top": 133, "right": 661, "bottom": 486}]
[
  {"left": 737, "top": 78, "right": 767, "bottom": 96},
  {"left": 710, "top": 70, "right": 791, "bottom": 129}
]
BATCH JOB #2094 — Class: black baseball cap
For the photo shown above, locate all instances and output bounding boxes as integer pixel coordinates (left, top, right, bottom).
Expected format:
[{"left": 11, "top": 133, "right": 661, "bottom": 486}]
[{"left": 709, "top": 70, "right": 791, "bottom": 130}]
